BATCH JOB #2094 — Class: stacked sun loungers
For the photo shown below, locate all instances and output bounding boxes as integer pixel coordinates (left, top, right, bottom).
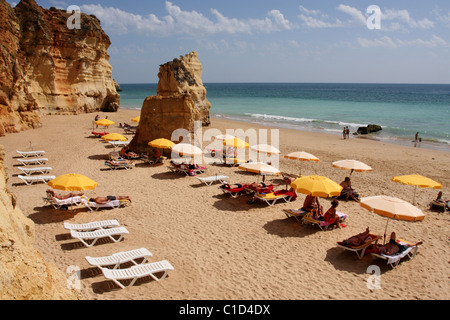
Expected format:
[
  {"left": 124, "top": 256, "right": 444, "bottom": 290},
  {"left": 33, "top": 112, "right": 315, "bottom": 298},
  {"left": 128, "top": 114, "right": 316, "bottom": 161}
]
[
  {"left": 17, "top": 150, "right": 46, "bottom": 158},
  {"left": 63, "top": 218, "right": 174, "bottom": 289},
  {"left": 16, "top": 149, "right": 55, "bottom": 185}
]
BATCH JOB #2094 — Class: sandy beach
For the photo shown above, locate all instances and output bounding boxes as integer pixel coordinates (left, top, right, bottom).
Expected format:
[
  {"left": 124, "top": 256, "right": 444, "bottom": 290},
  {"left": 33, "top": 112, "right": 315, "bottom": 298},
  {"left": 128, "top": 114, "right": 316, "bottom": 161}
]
[{"left": 0, "top": 108, "right": 448, "bottom": 300}]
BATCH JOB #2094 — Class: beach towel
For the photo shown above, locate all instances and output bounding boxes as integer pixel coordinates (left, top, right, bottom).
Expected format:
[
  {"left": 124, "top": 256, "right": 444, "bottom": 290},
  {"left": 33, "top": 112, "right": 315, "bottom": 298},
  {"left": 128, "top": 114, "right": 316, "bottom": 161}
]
[{"left": 273, "top": 189, "right": 297, "bottom": 201}]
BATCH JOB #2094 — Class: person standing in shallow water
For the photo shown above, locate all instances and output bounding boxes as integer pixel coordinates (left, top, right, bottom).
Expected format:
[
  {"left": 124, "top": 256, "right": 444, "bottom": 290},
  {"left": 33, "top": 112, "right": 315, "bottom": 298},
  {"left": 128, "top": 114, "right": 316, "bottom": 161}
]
[{"left": 414, "top": 132, "right": 420, "bottom": 147}]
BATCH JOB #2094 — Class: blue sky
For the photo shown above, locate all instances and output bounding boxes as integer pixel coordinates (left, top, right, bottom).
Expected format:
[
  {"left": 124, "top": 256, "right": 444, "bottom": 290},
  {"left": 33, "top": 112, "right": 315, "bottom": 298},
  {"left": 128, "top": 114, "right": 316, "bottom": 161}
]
[{"left": 8, "top": 0, "right": 450, "bottom": 84}]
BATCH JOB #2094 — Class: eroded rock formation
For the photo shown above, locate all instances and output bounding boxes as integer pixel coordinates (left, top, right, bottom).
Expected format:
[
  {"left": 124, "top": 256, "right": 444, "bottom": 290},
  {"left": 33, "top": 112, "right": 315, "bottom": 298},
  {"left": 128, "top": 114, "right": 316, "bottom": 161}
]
[
  {"left": 0, "top": 145, "right": 79, "bottom": 300},
  {"left": 129, "top": 52, "right": 211, "bottom": 153},
  {"left": 0, "top": 0, "right": 120, "bottom": 136}
]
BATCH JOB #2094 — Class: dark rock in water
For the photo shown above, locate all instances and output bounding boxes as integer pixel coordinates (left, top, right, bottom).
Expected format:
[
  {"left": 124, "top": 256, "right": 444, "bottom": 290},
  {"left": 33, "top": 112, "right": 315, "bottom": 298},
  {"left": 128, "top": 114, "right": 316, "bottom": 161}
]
[{"left": 357, "top": 124, "right": 382, "bottom": 135}]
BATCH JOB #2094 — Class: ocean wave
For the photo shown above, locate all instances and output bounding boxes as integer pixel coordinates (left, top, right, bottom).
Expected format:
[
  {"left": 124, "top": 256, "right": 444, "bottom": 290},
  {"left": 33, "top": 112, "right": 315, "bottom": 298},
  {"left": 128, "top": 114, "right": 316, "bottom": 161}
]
[{"left": 244, "top": 113, "right": 369, "bottom": 129}]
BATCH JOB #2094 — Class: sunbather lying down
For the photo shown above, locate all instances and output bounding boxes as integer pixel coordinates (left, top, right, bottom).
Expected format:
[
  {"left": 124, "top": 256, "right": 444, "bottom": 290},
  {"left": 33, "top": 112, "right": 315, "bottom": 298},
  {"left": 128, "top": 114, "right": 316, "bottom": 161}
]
[
  {"left": 105, "top": 159, "right": 133, "bottom": 165},
  {"left": 367, "top": 232, "right": 423, "bottom": 255},
  {"left": 342, "top": 227, "right": 374, "bottom": 247},
  {"left": 89, "top": 196, "right": 132, "bottom": 204},
  {"left": 46, "top": 189, "right": 84, "bottom": 200}
]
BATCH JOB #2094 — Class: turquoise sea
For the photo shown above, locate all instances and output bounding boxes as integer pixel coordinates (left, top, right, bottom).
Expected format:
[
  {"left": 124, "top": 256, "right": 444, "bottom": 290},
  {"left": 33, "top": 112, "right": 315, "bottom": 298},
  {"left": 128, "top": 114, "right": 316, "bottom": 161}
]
[{"left": 118, "top": 83, "right": 450, "bottom": 152}]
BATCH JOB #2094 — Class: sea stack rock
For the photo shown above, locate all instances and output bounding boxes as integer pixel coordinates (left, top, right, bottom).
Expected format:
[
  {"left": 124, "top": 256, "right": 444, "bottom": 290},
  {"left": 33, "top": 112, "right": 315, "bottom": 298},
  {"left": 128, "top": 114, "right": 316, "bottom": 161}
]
[
  {"left": 129, "top": 52, "right": 211, "bottom": 153},
  {"left": 0, "top": 0, "right": 120, "bottom": 136},
  {"left": 356, "top": 124, "right": 382, "bottom": 135}
]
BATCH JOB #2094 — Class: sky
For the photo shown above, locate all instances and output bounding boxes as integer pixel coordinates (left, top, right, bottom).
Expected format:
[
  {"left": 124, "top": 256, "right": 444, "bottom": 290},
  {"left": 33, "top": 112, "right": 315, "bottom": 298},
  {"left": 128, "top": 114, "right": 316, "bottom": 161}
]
[{"left": 7, "top": 0, "right": 450, "bottom": 84}]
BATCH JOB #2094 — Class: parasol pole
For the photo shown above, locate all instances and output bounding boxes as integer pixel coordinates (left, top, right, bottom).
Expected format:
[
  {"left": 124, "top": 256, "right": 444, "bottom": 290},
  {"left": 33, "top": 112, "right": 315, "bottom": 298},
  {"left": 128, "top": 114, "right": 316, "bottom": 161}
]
[
  {"left": 383, "top": 217, "right": 390, "bottom": 244},
  {"left": 413, "top": 185, "right": 417, "bottom": 205}
]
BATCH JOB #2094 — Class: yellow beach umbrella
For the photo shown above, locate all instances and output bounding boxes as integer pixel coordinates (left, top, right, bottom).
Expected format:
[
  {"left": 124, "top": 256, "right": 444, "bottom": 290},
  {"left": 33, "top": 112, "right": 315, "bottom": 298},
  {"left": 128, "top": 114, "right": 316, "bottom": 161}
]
[
  {"left": 101, "top": 133, "right": 128, "bottom": 142},
  {"left": 223, "top": 138, "right": 249, "bottom": 149},
  {"left": 95, "top": 119, "right": 115, "bottom": 127},
  {"left": 149, "top": 138, "right": 175, "bottom": 149},
  {"left": 284, "top": 151, "right": 319, "bottom": 176},
  {"left": 392, "top": 174, "right": 442, "bottom": 204},
  {"left": 332, "top": 159, "right": 373, "bottom": 177},
  {"left": 290, "top": 175, "right": 343, "bottom": 198},
  {"left": 48, "top": 173, "right": 98, "bottom": 192},
  {"left": 131, "top": 116, "right": 140, "bottom": 123}
]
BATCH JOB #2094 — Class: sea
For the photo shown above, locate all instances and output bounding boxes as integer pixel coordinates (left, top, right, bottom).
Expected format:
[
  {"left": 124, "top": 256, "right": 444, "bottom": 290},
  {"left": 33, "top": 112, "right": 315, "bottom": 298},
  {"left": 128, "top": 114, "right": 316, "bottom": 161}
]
[{"left": 118, "top": 83, "right": 450, "bottom": 152}]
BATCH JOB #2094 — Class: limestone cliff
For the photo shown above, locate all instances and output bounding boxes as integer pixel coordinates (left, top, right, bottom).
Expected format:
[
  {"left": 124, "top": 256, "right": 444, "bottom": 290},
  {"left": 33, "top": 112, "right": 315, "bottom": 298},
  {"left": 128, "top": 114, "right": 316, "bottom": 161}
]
[
  {"left": 129, "top": 52, "right": 211, "bottom": 153},
  {"left": 0, "top": 0, "right": 120, "bottom": 136},
  {"left": 0, "top": 145, "right": 79, "bottom": 300}
]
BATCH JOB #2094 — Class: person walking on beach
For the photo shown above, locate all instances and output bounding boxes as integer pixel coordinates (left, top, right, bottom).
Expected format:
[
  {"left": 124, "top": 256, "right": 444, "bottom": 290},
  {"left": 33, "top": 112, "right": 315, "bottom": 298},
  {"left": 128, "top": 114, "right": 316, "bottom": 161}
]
[
  {"left": 414, "top": 132, "right": 420, "bottom": 147},
  {"left": 345, "top": 126, "right": 350, "bottom": 139},
  {"left": 342, "top": 127, "right": 347, "bottom": 140}
]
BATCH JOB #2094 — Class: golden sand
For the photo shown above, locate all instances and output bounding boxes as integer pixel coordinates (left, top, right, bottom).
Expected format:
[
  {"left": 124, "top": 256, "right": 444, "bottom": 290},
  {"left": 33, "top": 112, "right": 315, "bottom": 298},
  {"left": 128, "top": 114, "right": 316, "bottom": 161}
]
[{"left": 0, "top": 108, "right": 448, "bottom": 300}]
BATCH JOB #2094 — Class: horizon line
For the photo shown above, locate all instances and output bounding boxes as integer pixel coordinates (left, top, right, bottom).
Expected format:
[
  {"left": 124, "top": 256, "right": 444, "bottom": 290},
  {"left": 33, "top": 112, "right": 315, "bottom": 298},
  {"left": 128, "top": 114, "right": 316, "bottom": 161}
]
[{"left": 116, "top": 81, "right": 450, "bottom": 85}]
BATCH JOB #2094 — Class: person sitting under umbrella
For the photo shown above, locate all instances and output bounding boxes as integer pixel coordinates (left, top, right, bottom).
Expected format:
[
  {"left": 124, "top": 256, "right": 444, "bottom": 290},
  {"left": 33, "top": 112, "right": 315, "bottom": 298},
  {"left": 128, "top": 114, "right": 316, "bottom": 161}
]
[
  {"left": 301, "top": 194, "right": 323, "bottom": 219},
  {"left": 340, "top": 177, "right": 359, "bottom": 202},
  {"left": 322, "top": 200, "right": 342, "bottom": 229}
]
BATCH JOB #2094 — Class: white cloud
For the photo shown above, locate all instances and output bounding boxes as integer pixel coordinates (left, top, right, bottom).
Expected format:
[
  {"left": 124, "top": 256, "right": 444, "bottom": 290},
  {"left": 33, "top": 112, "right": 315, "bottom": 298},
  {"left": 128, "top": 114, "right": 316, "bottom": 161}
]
[
  {"left": 357, "top": 35, "right": 449, "bottom": 48},
  {"left": 298, "top": 4, "right": 435, "bottom": 31},
  {"left": 432, "top": 9, "right": 450, "bottom": 27},
  {"left": 80, "top": 1, "right": 294, "bottom": 36},
  {"left": 382, "top": 9, "right": 434, "bottom": 30},
  {"left": 337, "top": 4, "right": 366, "bottom": 26}
]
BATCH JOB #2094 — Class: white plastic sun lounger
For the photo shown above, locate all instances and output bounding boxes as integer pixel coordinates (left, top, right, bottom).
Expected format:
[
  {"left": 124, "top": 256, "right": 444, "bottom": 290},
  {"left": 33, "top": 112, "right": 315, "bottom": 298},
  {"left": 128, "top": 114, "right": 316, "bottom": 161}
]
[
  {"left": 80, "top": 198, "right": 130, "bottom": 212},
  {"left": 18, "top": 167, "right": 52, "bottom": 175},
  {"left": 255, "top": 192, "right": 294, "bottom": 206},
  {"left": 85, "top": 248, "right": 153, "bottom": 269},
  {"left": 18, "top": 175, "right": 55, "bottom": 185},
  {"left": 64, "top": 219, "right": 120, "bottom": 232},
  {"left": 100, "top": 260, "right": 174, "bottom": 289},
  {"left": 195, "top": 175, "right": 229, "bottom": 186},
  {"left": 17, "top": 150, "right": 46, "bottom": 158},
  {"left": 336, "top": 234, "right": 382, "bottom": 259},
  {"left": 17, "top": 158, "right": 48, "bottom": 166},
  {"left": 107, "top": 140, "right": 130, "bottom": 148},
  {"left": 48, "top": 196, "right": 82, "bottom": 209},
  {"left": 70, "top": 227, "right": 129, "bottom": 247},
  {"left": 370, "top": 240, "right": 420, "bottom": 268},
  {"left": 283, "top": 208, "right": 308, "bottom": 222}
]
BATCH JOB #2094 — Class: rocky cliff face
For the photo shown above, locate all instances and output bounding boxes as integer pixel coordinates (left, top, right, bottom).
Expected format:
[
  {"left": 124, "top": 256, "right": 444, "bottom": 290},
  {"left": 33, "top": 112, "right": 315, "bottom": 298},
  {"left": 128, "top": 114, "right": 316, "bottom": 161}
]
[
  {"left": 129, "top": 52, "right": 211, "bottom": 153},
  {"left": 0, "top": 145, "right": 79, "bottom": 300},
  {"left": 0, "top": 0, "right": 120, "bottom": 136}
]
